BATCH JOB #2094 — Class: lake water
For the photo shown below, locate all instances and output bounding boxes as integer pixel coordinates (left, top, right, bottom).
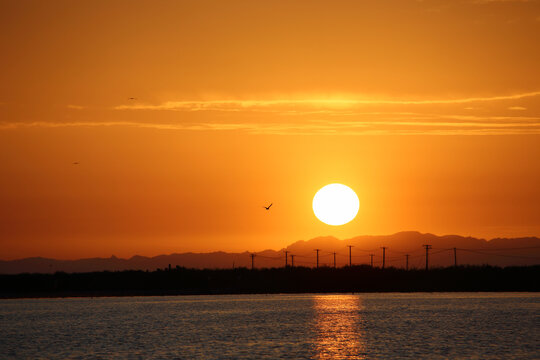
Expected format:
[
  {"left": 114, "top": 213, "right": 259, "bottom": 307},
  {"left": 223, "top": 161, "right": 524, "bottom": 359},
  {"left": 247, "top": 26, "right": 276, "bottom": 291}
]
[{"left": 0, "top": 293, "right": 538, "bottom": 359}]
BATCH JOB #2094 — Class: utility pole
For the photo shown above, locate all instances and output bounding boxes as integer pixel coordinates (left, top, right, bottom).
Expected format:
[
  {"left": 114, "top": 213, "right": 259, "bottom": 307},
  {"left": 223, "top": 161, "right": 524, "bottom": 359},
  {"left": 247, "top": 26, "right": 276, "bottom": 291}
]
[
  {"left": 405, "top": 254, "right": 409, "bottom": 271},
  {"left": 333, "top": 252, "right": 336, "bottom": 268},
  {"left": 348, "top": 245, "right": 353, "bottom": 267},
  {"left": 369, "top": 254, "right": 374, "bottom": 267},
  {"left": 315, "top": 249, "right": 320, "bottom": 268},
  {"left": 423, "top": 244, "right": 432, "bottom": 271},
  {"left": 381, "top": 247, "right": 387, "bottom": 269},
  {"left": 453, "top": 247, "right": 457, "bottom": 267},
  {"left": 290, "top": 254, "right": 295, "bottom": 268},
  {"left": 251, "top": 253, "right": 255, "bottom": 270},
  {"left": 285, "top": 250, "right": 289, "bottom": 268}
]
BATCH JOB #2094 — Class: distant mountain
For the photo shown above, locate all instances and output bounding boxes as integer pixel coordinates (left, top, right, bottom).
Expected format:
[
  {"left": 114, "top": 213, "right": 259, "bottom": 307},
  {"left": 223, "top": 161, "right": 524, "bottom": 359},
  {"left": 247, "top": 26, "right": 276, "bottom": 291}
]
[{"left": 1, "top": 232, "right": 539, "bottom": 274}]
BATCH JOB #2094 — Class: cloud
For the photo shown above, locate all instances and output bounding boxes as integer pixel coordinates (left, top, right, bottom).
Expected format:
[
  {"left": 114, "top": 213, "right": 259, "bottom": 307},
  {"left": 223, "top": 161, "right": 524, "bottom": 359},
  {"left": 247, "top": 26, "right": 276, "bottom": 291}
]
[
  {"left": 3, "top": 92, "right": 539, "bottom": 135},
  {"left": 473, "top": 0, "right": 534, "bottom": 3},
  {"left": 66, "top": 105, "right": 86, "bottom": 110},
  {"left": 2, "top": 113, "right": 540, "bottom": 136},
  {"left": 114, "top": 91, "right": 540, "bottom": 112}
]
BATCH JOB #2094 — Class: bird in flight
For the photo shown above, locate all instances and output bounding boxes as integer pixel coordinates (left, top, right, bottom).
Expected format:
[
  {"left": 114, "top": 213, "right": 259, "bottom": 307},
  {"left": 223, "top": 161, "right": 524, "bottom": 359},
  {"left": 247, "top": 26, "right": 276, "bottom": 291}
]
[
  {"left": 128, "top": 97, "right": 137, "bottom": 100},
  {"left": 263, "top": 203, "right": 273, "bottom": 210},
  {"left": 72, "top": 162, "right": 79, "bottom": 165}
]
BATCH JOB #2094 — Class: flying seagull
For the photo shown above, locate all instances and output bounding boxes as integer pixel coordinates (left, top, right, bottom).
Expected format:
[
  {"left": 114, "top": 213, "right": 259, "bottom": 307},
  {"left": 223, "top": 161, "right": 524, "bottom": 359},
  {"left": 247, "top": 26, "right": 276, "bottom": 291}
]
[
  {"left": 128, "top": 97, "right": 137, "bottom": 100},
  {"left": 263, "top": 203, "right": 273, "bottom": 210}
]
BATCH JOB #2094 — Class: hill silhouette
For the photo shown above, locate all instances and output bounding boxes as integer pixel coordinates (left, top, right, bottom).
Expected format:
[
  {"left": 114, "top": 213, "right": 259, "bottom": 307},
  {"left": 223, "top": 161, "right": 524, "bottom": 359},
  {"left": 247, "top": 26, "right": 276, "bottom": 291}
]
[{"left": 1, "top": 232, "right": 539, "bottom": 274}]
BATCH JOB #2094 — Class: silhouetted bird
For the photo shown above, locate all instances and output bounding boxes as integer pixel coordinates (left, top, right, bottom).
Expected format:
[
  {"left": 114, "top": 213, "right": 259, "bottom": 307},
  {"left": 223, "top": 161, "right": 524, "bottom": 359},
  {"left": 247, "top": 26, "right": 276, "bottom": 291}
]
[
  {"left": 263, "top": 203, "right": 273, "bottom": 210},
  {"left": 128, "top": 97, "right": 137, "bottom": 100},
  {"left": 72, "top": 162, "right": 79, "bottom": 165}
]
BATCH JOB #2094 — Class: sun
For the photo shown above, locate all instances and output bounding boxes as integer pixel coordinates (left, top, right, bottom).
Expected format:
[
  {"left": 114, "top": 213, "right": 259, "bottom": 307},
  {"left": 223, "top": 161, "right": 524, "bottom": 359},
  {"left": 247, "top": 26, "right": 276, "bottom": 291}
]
[{"left": 313, "top": 184, "right": 359, "bottom": 226}]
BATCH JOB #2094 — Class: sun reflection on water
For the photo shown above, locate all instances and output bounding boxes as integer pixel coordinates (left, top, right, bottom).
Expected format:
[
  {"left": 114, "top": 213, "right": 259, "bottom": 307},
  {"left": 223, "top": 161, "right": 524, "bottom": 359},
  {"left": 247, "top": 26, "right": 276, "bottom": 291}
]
[{"left": 313, "top": 295, "right": 366, "bottom": 359}]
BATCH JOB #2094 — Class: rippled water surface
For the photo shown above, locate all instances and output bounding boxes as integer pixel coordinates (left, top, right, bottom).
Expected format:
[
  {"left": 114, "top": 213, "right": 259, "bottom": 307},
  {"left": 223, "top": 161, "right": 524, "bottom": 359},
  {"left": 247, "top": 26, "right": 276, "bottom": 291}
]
[{"left": 0, "top": 293, "right": 538, "bottom": 359}]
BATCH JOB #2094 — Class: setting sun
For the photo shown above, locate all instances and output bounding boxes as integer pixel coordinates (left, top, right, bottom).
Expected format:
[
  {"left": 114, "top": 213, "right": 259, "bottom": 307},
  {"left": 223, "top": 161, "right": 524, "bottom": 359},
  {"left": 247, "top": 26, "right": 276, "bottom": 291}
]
[{"left": 313, "top": 184, "right": 359, "bottom": 226}]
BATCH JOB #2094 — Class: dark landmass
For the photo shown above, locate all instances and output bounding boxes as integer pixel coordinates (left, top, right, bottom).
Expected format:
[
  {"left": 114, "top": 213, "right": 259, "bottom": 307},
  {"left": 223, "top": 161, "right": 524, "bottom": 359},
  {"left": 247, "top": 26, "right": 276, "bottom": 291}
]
[
  {"left": 1, "top": 232, "right": 539, "bottom": 274},
  {"left": 1, "top": 265, "right": 538, "bottom": 299}
]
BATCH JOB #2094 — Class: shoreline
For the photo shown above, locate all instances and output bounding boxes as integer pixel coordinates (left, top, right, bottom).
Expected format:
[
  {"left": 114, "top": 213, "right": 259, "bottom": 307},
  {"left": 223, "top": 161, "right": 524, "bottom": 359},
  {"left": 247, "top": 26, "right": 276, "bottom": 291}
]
[
  {"left": 2, "top": 265, "right": 538, "bottom": 299},
  {"left": 1, "top": 289, "right": 539, "bottom": 300}
]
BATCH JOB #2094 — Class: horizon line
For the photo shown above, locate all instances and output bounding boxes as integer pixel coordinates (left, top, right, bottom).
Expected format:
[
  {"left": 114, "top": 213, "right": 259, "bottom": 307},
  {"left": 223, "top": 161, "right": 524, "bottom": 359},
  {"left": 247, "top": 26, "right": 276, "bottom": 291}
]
[{"left": 2, "top": 230, "right": 539, "bottom": 262}]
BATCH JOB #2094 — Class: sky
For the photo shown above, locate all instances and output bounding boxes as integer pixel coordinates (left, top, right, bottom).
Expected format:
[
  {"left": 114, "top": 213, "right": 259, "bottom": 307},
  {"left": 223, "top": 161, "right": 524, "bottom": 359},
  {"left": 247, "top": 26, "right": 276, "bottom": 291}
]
[{"left": 1, "top": 0, "right": 540, "bottom": 259}]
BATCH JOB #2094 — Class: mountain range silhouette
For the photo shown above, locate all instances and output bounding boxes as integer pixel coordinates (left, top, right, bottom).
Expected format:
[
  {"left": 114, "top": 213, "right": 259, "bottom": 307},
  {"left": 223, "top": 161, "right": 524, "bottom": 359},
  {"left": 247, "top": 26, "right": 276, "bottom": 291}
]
[{"left": 1, "top": 232, "right": 539, "bottom": 274}]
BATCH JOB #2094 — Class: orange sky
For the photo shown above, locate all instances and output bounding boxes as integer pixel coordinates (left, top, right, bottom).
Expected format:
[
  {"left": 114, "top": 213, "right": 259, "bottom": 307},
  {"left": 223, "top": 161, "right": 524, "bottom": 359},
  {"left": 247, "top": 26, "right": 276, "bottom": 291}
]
[{"left": 1, "top": 0, "right": 540, "bottom": 259}]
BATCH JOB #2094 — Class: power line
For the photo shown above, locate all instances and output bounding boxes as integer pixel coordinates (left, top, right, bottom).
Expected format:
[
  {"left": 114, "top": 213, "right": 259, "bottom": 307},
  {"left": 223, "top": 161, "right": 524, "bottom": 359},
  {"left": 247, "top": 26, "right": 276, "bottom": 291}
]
[
  {"left": 459, "top": 248, "right": 540, "bottom": 260},
  {"left": 423, "top": 244, "right": 432, "bottom": 271},
  {"left": 459, "top": 246, "right": 540, "bottom": 251},
  {"left": 348, "top": 248, "right": 380, "bottom": 253},
  {"left": 405, "top": 254, "right": 410, "bottom": 271},
  {"left": 429, "top": 249, "right": 451, "bottom": 256},
  {"left": 242, "top": 245, "right": 539, "bottom": 269},
  {"left": 256, "top": 254, "right": 282, "bottom": 261}
]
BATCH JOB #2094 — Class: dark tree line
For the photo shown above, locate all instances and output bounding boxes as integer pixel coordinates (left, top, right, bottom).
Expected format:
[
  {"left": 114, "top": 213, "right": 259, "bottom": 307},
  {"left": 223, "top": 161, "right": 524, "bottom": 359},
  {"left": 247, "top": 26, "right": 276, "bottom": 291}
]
[{"left": 1, "top": 265, "right": 538, "bottom": 298}]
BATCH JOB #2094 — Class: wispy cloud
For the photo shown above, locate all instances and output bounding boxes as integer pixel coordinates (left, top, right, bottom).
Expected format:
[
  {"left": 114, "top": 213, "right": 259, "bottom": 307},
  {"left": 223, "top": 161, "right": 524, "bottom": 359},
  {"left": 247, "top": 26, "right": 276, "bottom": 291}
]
[
  {"left": 473, "top": 0, "right": 535, "bottom": 3},
  {"left": 66, "top": 105, "right": 86, "bottom": 110},
  {"left": 114, "top": 92, "right": 540, "bottom": 112},
  {"left": 3, "top": 113, "right": 540, "bottom": 136},
  {"left": 2, "top": 92, "right": 538, "bottom": 135}
]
